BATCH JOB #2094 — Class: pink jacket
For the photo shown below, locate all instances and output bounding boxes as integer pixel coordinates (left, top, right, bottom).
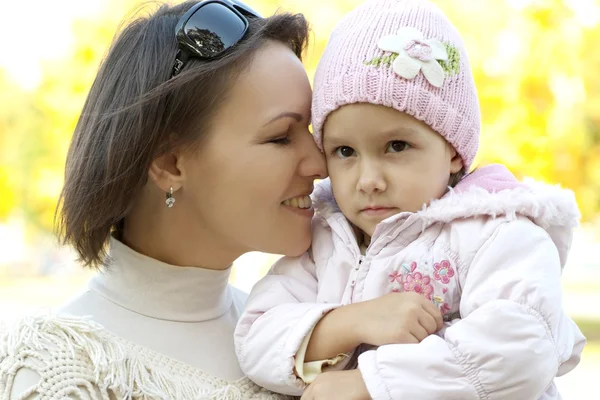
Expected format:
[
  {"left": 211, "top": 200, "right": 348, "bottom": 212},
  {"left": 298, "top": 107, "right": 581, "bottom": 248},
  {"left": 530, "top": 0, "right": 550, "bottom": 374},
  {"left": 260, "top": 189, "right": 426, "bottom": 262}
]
[{"left": 234, "top": 165, "right": 586, "bottom": 399}]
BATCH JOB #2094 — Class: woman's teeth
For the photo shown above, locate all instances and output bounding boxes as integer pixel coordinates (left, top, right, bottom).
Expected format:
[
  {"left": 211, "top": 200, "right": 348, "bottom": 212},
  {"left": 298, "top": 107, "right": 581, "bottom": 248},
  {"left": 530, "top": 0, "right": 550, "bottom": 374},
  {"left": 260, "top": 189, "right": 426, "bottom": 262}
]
[{"left": 282, "top": 195, "right": 312, "bottom": 209}]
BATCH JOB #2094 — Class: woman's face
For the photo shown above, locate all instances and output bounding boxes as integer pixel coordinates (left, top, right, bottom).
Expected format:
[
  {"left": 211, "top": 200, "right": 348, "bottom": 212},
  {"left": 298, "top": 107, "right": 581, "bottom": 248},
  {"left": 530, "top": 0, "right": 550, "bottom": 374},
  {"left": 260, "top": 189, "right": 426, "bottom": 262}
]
[{"left": 182, "top": 41, "right": 327, "bottom": 258}]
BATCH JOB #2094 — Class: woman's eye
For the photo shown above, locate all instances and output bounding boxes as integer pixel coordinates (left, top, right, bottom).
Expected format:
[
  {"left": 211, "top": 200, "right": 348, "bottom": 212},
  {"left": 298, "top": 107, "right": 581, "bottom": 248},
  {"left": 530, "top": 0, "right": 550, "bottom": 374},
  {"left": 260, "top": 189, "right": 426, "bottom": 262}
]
[
  {"left": 335, "top": 146, "right": 356, "bottom": 158},
  {"left": 269, "top": 136, "right": 291, "bottom": 146},
  {"left": 387, "top": 141, "right": 409, "bottom": 153}
]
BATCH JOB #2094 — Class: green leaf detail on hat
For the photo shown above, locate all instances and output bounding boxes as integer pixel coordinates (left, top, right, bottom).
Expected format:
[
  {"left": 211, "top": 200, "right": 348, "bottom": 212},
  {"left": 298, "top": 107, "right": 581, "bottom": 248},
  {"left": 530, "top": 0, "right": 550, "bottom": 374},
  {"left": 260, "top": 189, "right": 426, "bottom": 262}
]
[
  {"left": 364, "top": 53, "right": 399, "bottom": 68},
  {"left": 438, "top": 42, "right": 461, "bottom": 77}
]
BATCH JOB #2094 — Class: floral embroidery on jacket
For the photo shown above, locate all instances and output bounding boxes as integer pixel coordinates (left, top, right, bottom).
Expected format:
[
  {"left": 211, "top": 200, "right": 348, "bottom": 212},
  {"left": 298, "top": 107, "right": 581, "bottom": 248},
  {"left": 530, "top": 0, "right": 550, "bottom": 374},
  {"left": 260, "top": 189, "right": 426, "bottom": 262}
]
[
  {"left": 433, "top": 295, "right": 452, "bottom": 316},
  {"left": 388, "top": 258, "right": 456, "bottom": 313},
  {"left": 433, "top": 260, "right": 455, "bottom": 284},
  {"left": 403, "top": 270, "right": 434, "bottom": 300},
  {"left": 389, "top": 270, "right": 402, "bottom": 284},
  {"left": 402, "top": 261, "right": 417, "bottom": 274}
]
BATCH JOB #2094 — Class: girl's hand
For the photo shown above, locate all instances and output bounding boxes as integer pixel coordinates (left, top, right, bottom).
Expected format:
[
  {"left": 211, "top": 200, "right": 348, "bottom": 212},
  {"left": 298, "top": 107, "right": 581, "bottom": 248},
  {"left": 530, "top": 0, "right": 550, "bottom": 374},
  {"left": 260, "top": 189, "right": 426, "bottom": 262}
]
[
  {"left": 305, "top": 292, "right": 443, "bottom": 362},
  {"left": 300, "top": 370, "right": 370, "bottom": 400},
  {"left": 356, "top": 291, "right": 443, "bottom": 346}
]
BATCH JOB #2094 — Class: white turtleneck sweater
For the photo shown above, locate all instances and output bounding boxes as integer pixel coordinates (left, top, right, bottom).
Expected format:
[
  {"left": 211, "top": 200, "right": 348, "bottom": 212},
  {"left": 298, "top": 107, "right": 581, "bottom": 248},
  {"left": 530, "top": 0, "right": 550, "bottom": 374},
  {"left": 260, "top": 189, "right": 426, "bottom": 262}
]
[{"left": 0, "top": 239, "right": 288, "bottom": 399}]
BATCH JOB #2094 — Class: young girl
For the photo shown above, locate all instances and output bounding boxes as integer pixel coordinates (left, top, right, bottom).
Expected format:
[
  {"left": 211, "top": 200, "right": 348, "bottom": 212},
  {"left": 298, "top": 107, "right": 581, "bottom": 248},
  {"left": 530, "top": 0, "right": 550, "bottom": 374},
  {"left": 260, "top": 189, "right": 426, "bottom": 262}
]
[{"left": 235, "top": 0, "right": 585, "bottom": 399}]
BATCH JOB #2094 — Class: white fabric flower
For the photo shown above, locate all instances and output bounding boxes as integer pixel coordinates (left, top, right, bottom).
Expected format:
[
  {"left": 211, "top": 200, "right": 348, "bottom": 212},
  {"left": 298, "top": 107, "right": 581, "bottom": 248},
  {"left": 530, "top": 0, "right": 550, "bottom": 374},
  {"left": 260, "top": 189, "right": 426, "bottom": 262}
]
[{"left": 378, "top": 27, "right": 449, "bottom": 88}]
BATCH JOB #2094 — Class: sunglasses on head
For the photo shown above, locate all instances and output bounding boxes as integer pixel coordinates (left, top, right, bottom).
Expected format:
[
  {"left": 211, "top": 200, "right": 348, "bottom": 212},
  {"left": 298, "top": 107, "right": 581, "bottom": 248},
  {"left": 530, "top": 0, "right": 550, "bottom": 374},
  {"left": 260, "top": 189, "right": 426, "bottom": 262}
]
[{"left": 172, "top": 0, "right": 262, "bottom": 77}]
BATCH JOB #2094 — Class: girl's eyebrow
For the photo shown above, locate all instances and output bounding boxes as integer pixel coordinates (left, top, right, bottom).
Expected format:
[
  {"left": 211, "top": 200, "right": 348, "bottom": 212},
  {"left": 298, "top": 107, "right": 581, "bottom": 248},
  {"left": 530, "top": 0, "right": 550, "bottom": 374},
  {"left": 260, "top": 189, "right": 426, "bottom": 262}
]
[
  {"left": 324, "top": 127, "right": 420, "bottom": 147},
  {"left": 377, "top": 126, "right": 421, "bottom": 140},
  {"left": 322, "top": 135, "right": 349, "bottom": 148}
]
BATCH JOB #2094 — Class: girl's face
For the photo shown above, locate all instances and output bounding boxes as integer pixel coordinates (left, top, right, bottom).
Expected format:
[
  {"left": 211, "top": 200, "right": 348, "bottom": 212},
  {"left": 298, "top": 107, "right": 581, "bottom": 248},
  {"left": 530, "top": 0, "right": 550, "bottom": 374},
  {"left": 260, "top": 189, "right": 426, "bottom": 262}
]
[
  {"left": 322, "top": 103, "right": 463, "bottom": 238},
  {"left": 180, "top": 41, "right": 327, "bottom": 258}
]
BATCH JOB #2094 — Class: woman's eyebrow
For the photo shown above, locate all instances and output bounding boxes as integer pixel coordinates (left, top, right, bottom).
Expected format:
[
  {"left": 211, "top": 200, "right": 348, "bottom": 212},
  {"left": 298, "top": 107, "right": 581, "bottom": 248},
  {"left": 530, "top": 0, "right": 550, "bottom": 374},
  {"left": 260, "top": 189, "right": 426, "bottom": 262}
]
[{"left": 263, "top": 112, "right": 303, "bottom": 127}]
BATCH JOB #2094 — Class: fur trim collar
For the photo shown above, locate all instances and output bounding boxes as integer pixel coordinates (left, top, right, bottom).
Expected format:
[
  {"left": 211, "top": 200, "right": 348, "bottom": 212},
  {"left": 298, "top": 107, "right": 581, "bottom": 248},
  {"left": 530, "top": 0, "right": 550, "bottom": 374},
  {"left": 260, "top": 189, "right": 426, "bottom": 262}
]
[{"left": 312, "top": 176, "right": 580, "bottom": 231}]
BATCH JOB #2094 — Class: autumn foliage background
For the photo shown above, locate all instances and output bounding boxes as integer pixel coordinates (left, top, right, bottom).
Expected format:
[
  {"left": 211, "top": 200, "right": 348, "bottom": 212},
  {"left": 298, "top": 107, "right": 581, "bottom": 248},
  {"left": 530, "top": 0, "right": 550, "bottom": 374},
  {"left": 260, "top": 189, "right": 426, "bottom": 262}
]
[
  {"left": 1, "top": 0, "right": 600, "bottom": 235},
  {"left": 0, "top": 0, "right": 599, "bottom": 393}
]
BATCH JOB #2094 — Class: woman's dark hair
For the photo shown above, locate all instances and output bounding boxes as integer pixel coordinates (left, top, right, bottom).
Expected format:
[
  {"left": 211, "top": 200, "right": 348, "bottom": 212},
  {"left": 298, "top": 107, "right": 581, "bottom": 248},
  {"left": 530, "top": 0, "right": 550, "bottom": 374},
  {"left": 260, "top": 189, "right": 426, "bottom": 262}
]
[{"left": 56, "top": 1, "right": 310, "bottom": 269}]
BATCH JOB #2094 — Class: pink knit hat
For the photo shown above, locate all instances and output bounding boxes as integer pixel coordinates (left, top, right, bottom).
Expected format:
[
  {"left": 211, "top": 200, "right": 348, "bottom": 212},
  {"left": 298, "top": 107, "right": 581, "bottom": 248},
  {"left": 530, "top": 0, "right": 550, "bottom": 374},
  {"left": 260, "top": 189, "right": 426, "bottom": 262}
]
[{"left": 312, "top": 0, "right": 481, "bottom": 168}]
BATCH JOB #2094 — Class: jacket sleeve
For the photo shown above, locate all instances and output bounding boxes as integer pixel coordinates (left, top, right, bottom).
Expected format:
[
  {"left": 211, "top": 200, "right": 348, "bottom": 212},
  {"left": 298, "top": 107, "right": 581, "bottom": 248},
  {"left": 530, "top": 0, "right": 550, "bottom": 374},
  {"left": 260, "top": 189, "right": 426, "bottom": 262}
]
[
  {"left": 357, "top": 218, "right": 586, "bottom": 400},
  {"left": 234, "top": 251, "right": 344, "bottom": 395}
]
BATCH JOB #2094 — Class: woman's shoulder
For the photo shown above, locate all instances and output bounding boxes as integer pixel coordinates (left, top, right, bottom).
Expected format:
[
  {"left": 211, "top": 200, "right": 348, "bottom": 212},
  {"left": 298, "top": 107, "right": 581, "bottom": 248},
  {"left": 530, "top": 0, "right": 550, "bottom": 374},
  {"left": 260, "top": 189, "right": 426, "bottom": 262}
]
[{"left": 0, "top": 314, "right": 292, "bottom": 400}]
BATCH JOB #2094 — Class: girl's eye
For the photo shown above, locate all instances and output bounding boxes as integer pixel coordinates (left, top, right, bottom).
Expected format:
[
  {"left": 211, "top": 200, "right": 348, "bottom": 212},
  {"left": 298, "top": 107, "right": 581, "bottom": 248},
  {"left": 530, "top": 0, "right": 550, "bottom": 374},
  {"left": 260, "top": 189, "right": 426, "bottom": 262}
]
[
  {"left": 387, "top": 141, "right": 409, "bottom": 153},
  {"left": 335, "top": 146, "right": 356, "bottom": 158}
]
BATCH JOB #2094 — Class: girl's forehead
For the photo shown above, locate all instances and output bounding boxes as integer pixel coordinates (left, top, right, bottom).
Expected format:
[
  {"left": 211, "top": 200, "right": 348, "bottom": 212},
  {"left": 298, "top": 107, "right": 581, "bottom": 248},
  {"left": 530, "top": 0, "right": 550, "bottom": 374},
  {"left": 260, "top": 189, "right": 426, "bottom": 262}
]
[{"left": 322, "top": 104, "right": 432, "bottom": 144}]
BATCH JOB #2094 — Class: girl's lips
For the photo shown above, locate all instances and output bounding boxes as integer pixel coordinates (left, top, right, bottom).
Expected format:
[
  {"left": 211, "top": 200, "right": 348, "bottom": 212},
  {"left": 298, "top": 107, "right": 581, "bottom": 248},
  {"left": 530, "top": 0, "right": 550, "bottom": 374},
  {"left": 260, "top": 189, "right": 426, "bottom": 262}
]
[{"left": 360, "top": 207, "right": 399, "bottom": 217}]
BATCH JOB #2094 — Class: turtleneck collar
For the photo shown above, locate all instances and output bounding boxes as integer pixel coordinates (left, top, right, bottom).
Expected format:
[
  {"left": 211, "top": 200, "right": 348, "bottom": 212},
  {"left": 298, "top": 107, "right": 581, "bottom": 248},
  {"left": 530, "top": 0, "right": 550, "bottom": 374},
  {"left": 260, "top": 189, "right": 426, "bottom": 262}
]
[{"left": 88, "top": 238, "right": 233, "bottom": 322}]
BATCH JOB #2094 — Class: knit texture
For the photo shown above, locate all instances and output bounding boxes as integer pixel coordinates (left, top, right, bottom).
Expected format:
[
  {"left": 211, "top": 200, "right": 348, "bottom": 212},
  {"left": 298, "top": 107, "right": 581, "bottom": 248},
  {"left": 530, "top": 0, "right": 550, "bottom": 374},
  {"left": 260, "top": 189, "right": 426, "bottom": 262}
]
[
  {"left": 0, "top": 315, "right": 291, "bottom": 400},
  {"left": 312, "top": 0, "right": 481, "bottom": 168}
]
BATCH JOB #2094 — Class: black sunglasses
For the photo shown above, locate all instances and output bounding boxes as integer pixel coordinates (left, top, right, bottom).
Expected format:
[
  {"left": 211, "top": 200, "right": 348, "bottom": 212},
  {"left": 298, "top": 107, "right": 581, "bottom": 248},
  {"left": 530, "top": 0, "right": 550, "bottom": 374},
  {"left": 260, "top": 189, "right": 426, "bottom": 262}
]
[{"left": 172, "top": 0, "right": 262, "bottom": 77}]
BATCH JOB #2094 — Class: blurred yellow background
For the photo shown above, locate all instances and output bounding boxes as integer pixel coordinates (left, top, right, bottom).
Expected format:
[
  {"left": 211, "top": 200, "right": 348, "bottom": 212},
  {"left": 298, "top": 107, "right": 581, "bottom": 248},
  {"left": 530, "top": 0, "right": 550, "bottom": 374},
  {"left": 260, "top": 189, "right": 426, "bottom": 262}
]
[{"left": 0, "top": 0, "right": 598, "bottom": 396}]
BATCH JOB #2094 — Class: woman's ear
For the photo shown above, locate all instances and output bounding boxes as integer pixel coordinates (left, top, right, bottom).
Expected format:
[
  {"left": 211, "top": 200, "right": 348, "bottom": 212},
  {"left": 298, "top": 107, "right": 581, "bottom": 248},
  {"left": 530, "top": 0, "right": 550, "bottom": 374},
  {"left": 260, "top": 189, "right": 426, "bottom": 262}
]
[{"left": 148, "top": 150, "right": 186, "bottom": 192}]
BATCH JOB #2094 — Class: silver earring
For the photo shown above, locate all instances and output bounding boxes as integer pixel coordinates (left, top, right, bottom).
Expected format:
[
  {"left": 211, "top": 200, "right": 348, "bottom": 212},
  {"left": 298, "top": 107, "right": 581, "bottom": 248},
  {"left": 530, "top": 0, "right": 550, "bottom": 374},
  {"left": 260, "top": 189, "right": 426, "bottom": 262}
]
[{"left": 165, "top": 186, "right": 175, "bottom": 208}]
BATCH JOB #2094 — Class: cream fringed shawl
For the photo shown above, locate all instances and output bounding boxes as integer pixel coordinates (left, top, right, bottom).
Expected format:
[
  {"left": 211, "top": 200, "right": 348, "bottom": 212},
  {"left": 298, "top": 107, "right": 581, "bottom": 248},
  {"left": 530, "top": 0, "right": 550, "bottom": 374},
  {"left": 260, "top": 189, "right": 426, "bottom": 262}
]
[{"left": 0, "top": 315, "right": 291, "bottom": 400}]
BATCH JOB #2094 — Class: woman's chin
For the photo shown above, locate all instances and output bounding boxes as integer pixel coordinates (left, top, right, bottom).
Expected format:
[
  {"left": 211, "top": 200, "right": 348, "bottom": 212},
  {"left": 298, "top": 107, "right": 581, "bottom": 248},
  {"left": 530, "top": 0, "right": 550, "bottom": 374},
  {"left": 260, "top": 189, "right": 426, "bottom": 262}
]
[{"left": 278, "top": 232, "right": 312, "bottom": 257}]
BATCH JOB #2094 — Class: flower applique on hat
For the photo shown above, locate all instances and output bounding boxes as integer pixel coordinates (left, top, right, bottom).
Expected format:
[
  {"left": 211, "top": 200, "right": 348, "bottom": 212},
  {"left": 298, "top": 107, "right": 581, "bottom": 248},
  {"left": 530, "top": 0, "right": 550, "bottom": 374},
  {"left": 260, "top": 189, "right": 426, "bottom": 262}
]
[{"left": 365, "top": 27, "right": 460, "bottom": 88}]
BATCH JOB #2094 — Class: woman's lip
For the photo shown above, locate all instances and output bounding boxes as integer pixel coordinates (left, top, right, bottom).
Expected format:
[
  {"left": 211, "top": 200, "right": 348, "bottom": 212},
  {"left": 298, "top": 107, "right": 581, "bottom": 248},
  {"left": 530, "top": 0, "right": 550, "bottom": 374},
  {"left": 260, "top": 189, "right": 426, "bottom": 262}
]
[
  {"left": 282, "top": 203, "right": 314, "bottom": 218},
  {"left": 283, "top": 193, "right": 312, "bottom": 201}
]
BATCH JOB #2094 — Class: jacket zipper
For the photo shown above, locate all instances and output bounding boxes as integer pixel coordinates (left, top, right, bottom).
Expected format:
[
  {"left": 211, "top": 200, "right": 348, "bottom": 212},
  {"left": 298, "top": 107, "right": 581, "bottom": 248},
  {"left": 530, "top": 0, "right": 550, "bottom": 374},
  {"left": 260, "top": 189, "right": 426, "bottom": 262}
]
[{"left": 349, "top": 255, "right": 365, "bottom": 300}]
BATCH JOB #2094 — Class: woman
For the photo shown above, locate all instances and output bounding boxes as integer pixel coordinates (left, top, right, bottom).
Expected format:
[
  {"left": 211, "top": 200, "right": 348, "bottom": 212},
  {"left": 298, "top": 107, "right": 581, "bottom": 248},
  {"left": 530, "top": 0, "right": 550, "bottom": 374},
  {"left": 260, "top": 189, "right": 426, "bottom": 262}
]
[{"left": 0, "top": 1, "right": 326, "bottom": 398}]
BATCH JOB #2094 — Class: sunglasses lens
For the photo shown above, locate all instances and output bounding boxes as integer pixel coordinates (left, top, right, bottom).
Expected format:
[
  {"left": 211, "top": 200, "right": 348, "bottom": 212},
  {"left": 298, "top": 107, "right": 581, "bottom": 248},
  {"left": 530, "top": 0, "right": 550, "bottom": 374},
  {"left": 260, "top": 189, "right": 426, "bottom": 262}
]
[{"left": 183, "top": 3, "right": 247, "bottom": 58}]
